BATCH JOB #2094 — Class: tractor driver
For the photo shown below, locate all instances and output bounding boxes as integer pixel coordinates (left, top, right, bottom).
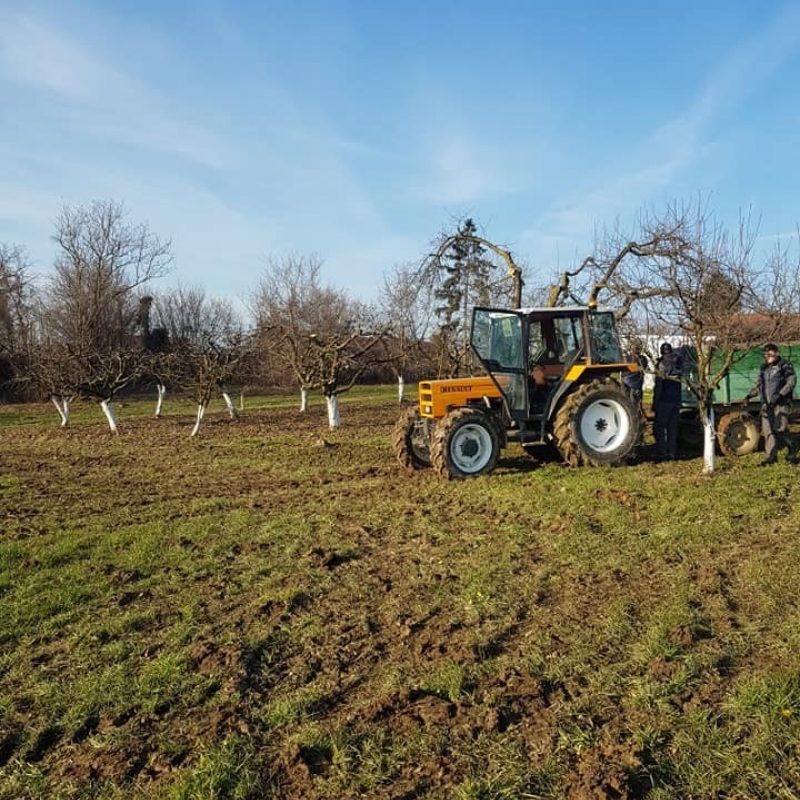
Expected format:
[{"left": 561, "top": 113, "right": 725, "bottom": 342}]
[{"left": 529, "top": 364, "right": 549, "bottom": 406}]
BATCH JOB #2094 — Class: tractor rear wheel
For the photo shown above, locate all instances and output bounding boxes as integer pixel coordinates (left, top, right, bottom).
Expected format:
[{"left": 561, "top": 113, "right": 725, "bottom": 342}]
[
  {"left": 553, "top": 379, "right": 641, "bottom": 466},
  {"left": 718, "top": 412, "right": 760, "bottom": 457},
  {"left": 393, "top": 407, "right": 433, "bottom": 469},
  {"left": 431, "top": 408, "right": 501, "bottom": 479}
]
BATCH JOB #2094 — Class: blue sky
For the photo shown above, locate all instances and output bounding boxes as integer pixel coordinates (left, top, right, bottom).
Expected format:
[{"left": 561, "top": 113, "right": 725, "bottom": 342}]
[{"left": 2, "top": 0, "right": 799, "bottom": 306}]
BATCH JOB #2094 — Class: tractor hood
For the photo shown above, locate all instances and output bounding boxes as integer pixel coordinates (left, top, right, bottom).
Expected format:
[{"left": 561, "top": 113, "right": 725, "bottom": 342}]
[{"left": 418, "top": 375, "right": 506, "bottom": 419}]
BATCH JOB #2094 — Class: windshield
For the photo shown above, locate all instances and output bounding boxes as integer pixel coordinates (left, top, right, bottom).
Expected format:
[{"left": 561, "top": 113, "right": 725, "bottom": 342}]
[{"left": 588, "top": 312, "right": 623, "bottom": 363}]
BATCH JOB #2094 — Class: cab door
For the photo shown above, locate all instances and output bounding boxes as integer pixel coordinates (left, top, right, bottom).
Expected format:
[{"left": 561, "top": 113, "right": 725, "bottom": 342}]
[{"left": 470, "top": 308, "right": 527, "bottom": 415}]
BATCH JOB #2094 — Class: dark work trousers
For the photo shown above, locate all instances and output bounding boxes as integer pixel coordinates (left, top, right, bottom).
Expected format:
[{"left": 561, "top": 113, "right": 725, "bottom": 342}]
[
  {"left": 654, "top": 400, "right": 680, "bottom": 460},
  {"left": 761, "top": 404, "right": 798, "bottom": 461}
]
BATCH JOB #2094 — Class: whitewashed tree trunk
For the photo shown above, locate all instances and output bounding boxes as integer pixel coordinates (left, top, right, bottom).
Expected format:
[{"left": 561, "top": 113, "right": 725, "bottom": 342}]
[
  {"left": 154, "top": 384, "right": 166, "bottom": 418},
  {"left": 221, "top": 389, "right": 237, "bottom": 418},
  {"left": 300, "top": 387, "right": 309, "bottom": 412},
  {"left": 52, "top": 395, "right": 70, "bottom": 427},
  {"left": 398, "top": 376, "right": 405, "bottom": 404},
  {"left": 701, "top": 403, "right": 716, "bottom": 475},
  {"left": 326, "top": 394, "right": 341, "bottom": 429},
  {"left": 100, "top": 399, "right": 119, "bottom": 434},
  {"left": 190, "top": 402, "right": 207, "bottom": 437}
]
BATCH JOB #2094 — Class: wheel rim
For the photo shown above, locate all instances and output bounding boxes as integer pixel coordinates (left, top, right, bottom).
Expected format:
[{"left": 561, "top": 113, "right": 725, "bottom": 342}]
[
  {"left": 726, "top": 421, "right": 748, "bottom": 447},
  {"left": 578, "top": 397, "right": 631, "bottom": 453},
  {"left": 723, "top": 417, "right": 758, "bottom": 455},
  {"left": 449, "top": 423, "right": 494, "bottom": 473}
]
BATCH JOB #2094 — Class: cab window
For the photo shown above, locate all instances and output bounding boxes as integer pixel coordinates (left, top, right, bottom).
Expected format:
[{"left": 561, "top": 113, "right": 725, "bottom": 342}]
[
  {"left": 472, "top": 310, "right": 523, "bottom": 370},
  {"left": 589, "top": 312, "right": 623, "bottom": 363},
  {"left": 554, "top": 316, "right": 584, "bottom": 364}
]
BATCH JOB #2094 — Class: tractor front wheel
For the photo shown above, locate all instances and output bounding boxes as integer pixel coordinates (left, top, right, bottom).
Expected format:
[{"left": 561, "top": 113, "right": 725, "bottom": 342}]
[
  {"left": 431, "top": 408, "right": 501, "bottom": 479},
  {"left": 553, "top": 379, "right": 641, "bottom": 466}
]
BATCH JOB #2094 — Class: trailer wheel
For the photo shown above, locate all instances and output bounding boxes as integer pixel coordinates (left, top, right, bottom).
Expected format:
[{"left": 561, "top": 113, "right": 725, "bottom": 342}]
[
  {"left": 718, "top": 412, "right": 760, "bottom": 457},
  {"left": 393, "top": 407, "right": 433, "bottom": 469},
  {"left": 431, "top": 408, "right": 501, "bottom": 479},
  {"left": 553, "top": 379, "right": 641, "bottom": 466}
]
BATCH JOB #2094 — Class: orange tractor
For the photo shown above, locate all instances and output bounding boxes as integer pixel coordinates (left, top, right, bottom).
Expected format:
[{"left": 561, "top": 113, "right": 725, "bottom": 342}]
[{"left": 394, "top": 304, "right": 644, "bottom": 478}]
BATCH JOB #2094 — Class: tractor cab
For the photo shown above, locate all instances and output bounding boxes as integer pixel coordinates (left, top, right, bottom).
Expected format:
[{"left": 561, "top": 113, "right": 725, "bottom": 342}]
[{"left": 470, "top": 306, "right": 629, "bottom": 438}]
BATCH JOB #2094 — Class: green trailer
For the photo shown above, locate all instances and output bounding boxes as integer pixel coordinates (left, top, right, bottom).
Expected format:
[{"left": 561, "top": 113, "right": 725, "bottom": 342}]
[{"left": 677, "top": 344, "right": 800, "bottom": 457}]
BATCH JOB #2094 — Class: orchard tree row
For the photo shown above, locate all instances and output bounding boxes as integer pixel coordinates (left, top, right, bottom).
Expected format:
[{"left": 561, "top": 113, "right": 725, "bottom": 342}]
[
  {"left": 2, "top": 197, "right": 800, "bottom": 468},
  {"left": 0, "top": 204, "right": 525, "bottom": 432}
]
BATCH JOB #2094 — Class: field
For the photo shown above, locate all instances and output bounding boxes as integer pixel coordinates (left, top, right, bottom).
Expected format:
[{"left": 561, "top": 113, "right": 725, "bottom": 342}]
[{"left": 2, "top": 389, "right": 800, "bottom": 799}]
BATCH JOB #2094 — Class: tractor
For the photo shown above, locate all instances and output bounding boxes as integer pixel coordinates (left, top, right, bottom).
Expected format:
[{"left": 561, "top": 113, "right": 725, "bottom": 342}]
[{"left": 393, "top": 304, "right": 644, "bottom": 478}]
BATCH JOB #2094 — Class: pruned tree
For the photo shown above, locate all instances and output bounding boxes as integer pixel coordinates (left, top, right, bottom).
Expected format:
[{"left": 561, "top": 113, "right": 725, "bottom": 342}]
[
  {"left": 135, "top": 295, "right": 172, "bottom": 416},
  {"left": 251, "top": 255, "right": 323, "bottom": 410},
  {"left": 420, "top": 218, "right": 524, "bottom": 377},
  {"left": 308, "top": 308, "right": 387, "bottom": 429},
  {"left": 25, "top": 341, "right": 76, "bottom": 426},
  {"left": 561, "top": 198, "right": 800, "bottom": 473},
  {"left": 39, "top": 200, "right": 172, "bottom": 430},
  {"left": 251, "top": 254, "right": 388, "bottom": 428},
  {"left": 378, "top": 262, "right": 437, "bottom": 403},
  {"left": 185, "top": 333, "right": 248, "bottom": 437},
  {"left": 150, "top": 286, "right": 245, "bottom": 433}
]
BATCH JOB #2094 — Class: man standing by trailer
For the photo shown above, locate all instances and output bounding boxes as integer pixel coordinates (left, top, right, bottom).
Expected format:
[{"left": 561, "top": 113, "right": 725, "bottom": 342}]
[{"left": 745, "top": 343, "right": 800, "bottom": 466}]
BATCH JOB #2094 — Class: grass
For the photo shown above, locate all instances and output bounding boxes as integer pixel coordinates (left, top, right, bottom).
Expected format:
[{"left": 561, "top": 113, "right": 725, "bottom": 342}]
[{"left": 2, "top": 387, "right": 800, "bottom": 798}]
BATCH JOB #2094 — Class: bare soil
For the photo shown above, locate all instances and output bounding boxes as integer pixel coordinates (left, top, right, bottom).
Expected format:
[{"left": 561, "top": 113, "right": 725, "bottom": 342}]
[{"left": 1, "top": 399, "right": 795, "bottom": 799}]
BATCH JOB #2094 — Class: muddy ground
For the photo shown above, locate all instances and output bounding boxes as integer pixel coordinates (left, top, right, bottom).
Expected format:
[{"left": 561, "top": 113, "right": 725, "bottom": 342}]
[{"left": 1, "top": 399, "right": 797, "bottom": 799}]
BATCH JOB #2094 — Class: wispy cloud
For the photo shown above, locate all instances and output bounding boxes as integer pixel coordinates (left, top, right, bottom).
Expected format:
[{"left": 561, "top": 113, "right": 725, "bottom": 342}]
[
  {"left": 0, "top": 181, "right": 62, "bottom": 226},
  {"left": 522, "top": 4, "right": 800, "bottom": 264},
  {"left": 0, "top": 4, "right": 405, "bottom": 297},
  {"left": 409, "top": 132, "right": 533, "bottom": 206},
  {"left": 685, "top": 3, "right": 800, "bottom": 129},
  {"left": 422, "top": 136, "right": 498, "bottom": 204},
  {"left": 0, "top": 11, "right": 118, "bottom": 101},
  {"left": 0, "top": 8, "right": 231, "bottom": 168}
]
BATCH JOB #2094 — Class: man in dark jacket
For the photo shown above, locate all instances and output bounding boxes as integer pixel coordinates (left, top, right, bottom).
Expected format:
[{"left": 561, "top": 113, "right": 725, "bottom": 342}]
[
  {"left": 745, "top": 342, "right": 799, "bottom": 466},
  {"left": 652, "top": 342, "right": 683, "bottom": 461}
]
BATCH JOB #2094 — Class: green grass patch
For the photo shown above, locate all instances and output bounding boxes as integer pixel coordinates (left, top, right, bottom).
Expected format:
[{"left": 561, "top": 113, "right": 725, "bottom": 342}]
[{"left": 2, "top": 391, "right": 800, "bottom": 798}]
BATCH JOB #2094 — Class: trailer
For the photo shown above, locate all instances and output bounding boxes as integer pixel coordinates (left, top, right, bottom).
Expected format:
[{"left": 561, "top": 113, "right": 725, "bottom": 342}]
[{"left": 676, "top": 345, "right": 800, "bottom": 456}]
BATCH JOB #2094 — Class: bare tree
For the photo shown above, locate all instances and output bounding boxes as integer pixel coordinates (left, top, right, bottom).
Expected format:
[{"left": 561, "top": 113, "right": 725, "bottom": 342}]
[
  {"left": 308, "top": 307, "right": 387, "bottom": 429},
  {"left": 184, "top": 334, "right": 248, "bottom": 437},
  {"left": 39, "top": 200, "right": 172, "bottom": 430},
  {"left": 150, "top": 286, "right": 245, "bottom": 434},
  {"left": 564, "top": 198, "right": 800, "bottom": 473},
  {"left": 135, "top": 295, "right": 172, "bottom": 417},
  {"left": 251, "top": 254, "right": 388, "bottom": 428},
  {"left": 419, "top": 218, "right": 525, "bottom": 377},
  {"left": 24, "top": 341, "right": 76, "bottom": 425},
  {"left": 251, "top": 255, "right": 326, "bottom": 410},
  {"left": 0, "top": 244, "right": 37, "bottom": 399},
  {"left": 378, "top": 262, "right": 437, "bottom": 403}
]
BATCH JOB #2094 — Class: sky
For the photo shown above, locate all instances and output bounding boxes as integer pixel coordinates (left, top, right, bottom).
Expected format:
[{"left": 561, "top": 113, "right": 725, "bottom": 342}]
[{"left": 2, "top": 0, "right": 800, "bottom": 309}]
